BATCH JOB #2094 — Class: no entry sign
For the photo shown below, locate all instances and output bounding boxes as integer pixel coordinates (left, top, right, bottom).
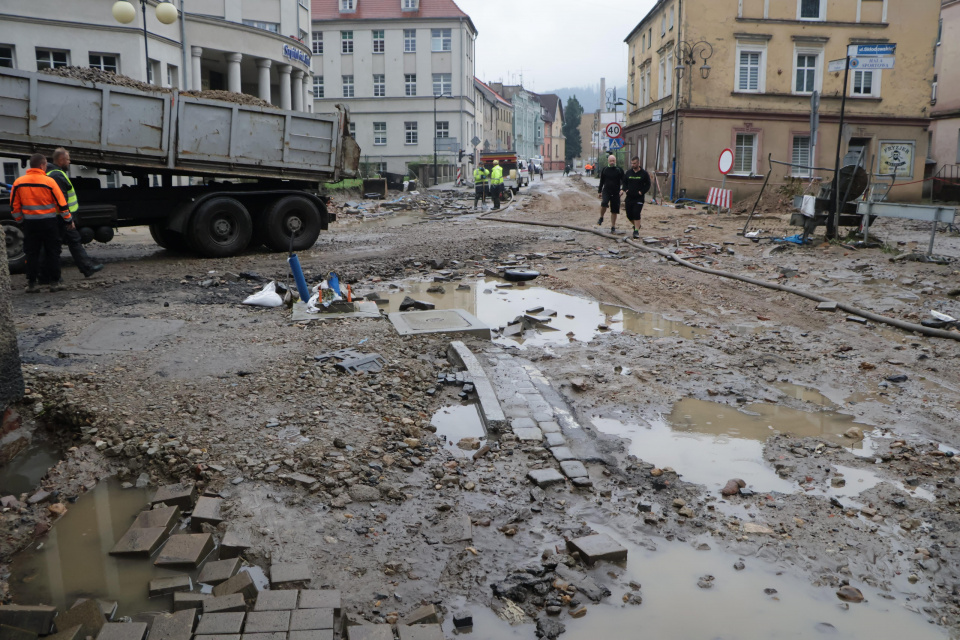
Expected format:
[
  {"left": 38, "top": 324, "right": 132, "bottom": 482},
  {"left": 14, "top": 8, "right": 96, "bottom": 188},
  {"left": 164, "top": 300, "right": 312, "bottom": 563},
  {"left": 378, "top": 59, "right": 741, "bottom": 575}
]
[{"left": 718, "top": 148, "right": 734, "bottom": 175}]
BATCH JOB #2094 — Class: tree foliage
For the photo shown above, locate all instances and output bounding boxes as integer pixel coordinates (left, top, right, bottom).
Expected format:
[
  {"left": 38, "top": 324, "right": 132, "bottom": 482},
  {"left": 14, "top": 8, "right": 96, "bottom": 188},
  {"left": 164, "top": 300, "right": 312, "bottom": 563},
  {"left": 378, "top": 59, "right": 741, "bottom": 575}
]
[{"left": 562, "top": 96, "right": 584, "bottom": 162}]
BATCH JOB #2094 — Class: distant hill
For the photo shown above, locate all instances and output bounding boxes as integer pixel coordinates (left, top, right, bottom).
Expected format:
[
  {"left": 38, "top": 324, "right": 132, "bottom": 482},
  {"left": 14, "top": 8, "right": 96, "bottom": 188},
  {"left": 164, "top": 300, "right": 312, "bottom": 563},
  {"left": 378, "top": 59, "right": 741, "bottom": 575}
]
[{"left": 547, "top": 84, "right": 628, "bottom": 113}]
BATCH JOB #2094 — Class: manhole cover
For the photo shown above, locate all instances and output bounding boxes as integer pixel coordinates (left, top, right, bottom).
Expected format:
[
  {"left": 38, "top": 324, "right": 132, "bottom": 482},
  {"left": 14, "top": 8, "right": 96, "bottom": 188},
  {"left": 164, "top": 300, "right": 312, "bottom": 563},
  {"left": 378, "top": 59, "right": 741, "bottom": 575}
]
[{"left": 388, "top": 309, "right": 490, "bottom": 338}]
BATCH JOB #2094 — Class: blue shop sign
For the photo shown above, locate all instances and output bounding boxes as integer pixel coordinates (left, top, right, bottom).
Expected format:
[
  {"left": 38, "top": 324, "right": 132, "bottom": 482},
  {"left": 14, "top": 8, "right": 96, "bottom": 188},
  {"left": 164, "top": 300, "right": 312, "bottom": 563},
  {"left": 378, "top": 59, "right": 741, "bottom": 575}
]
[{"left": 283, "top": 44, "right": 311, "bottom": 65}]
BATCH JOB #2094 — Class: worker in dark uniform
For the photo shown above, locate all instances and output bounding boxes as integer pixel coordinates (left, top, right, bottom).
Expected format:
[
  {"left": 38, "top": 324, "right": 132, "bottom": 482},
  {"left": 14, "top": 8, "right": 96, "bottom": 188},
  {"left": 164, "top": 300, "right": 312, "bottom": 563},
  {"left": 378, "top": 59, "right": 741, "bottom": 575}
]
[
  {"left": 46, "top": 147, "right": 103, "bottom": 278},
  {"left": 621, "top": 156, "right": 651, "bottom": 240},
  {"left": 10, "top": 153, "right": 71, "bottom": 293},
  {"left": 597, "top": 154, "right": 625, "bottom": 233}
]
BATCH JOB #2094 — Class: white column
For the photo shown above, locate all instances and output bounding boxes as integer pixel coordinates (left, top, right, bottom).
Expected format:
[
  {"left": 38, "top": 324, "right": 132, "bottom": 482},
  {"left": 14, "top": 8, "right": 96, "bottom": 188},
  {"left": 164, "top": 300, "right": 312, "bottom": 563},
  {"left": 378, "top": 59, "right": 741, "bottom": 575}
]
[
  {"left": 303, "top": 73, "right": 312, "bottom": 112},
  {"left": 191, "top": 46, "right": 203, "bottom": 91},
  {"left": 278, "top": 64, "right": 292, "bottom": 110},
  {"left": 292, "top": 69, "right": 304, "bottom": 111},
  {"left": 256, "top": 59, "right": 272, "bottom": 103},
  {"left": 226, "top": 52, "right": 242, "bottom": 94}
]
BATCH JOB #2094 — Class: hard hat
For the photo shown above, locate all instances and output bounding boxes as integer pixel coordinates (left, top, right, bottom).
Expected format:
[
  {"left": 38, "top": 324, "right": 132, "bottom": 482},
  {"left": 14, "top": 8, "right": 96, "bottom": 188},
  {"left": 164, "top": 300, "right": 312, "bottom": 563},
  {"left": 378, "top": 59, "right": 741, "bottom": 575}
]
[{"left": 493, "top": 160, "right": 499, "bottom": 165}]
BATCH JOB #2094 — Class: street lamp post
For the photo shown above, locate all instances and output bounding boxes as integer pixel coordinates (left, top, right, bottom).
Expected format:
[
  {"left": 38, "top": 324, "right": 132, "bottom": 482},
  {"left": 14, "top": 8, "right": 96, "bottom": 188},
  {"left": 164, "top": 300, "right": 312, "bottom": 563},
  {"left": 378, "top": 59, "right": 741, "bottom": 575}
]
[
  {"left": 671, "top": 39, "right": 714, "bottom": 199},
  {"left": 433, "top": 92, "right": 452, "bottom": 186},
  {"left": 112, "top": 0, "right": 180, "bottom": 82}
]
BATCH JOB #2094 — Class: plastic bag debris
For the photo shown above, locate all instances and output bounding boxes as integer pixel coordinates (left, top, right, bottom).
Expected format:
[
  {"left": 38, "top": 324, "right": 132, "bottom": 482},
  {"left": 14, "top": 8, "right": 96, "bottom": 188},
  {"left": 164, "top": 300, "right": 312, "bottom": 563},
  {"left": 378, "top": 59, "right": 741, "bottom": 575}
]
[{"left": 242, "top": 281, "right": 284, "bottom": 307}]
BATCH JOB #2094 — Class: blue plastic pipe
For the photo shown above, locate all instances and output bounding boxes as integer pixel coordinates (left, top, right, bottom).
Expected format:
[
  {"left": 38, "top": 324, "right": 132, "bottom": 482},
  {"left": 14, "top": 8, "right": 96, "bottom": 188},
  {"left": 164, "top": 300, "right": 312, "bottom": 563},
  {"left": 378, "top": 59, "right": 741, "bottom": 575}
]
[{"left": 288, "top": 254, "right": 310, "bottom": 303}]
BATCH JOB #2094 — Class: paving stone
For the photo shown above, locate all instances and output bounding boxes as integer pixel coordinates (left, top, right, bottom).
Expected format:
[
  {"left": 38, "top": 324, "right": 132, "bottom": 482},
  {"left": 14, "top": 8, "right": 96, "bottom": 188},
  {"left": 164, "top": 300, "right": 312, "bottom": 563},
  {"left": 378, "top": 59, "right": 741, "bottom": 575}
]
[
  {"left": 194, "top": 636, "right": 240, "bottom": 640},
  {"left": 270, "top": 563, "right": 311, "bottom": 587},
  {"left": 550, "top": 446, "right": 576, "bottom": 462},
  {"left": 544, "top": 432, "right": 565, "bottom": 448},
  {"left": 289, "top": 609, "right": 333, "bottom": 631},
  {"left": 538, "top": 421, "right": 561, "bottom": 433},
  {"left": 513, "top": 427, "right": 543, "bottom": 442},
  {"left": 397, "top": 625, "right": 444, "bottom": 640},
  {"left": 194, "top": 613, "right": 245, "bottom": 635},
  {"left": 527, "top": 468, "right": 565, "bottom": 487},
  {"left": 151, "top": 484, "right": 197, "bottom": 510},
  {"left": 346, "top": 626, "right": 393, "bottom": 640},
  {"left": 0, "top": 605, "right": 59, "bottom": 635},
  {"left": 54, "top": 599, "right": 106, "bottom": 638},
  {"left": 219, "top": 531, "right": 251, "bottom": 560},
  {"left": 45, "top": 625, "right": 83, "bottom": 640},
  {"left": 452, "top": 611, "right": 473, "bottom": 629},
  {"left": 213, "top": 571, "right": 259, "bottom": 601},
  {"left": 131, "top": 506, "right": 181, "bottom": 532},
  {"left": 190, "top": 497, "right": 223, "bottom": 530},
  {"left": 241, "top": 634, "right": 286, "bottom": 640},
  {"left": 243, "top": 611, "right": 290, "bottom": 633},
  {"left": 559, "top": 460, "right": 588, "bottom": 479},
  {"left": 172, "top": 593, "right": 210, "bottom": 612},
  {"left": 816, "top": 301, "right": 838, "bottom": 312},
  {"left": 95, "top": 622, "right": 148, "bottom": 640},
  {"left": 400, "top": 604, "right": 438, "bottom": 626},
  {"left": 145, "top": 610, "right": 196, "bottom": 640},
  {"left": 289, "top": 632, "right": 333, "bottom": 640},
  {"left": 154, "top": 534, "right": 214, "bottom": 567},
  {"left": 502, "top": 406, "right": 529, "bottom": 419},
  {"left": 109, "top": 527, "right": 168, "bottom": 556},
  {"left": 532, "top": 411, "right": 554, "bottom": 422},
  {"left": 198, "top": 558, "right": 241, "bottom": 586},
  {"left": 510, "top": 417, "right": 537, "bottom": 430},
  {"left": 148, "top": 575, "right": 192, "bottom": 597},
  {"left": 0, "top": 624, "right": 38, "bottom": 640},
  {"left": 69, "top": 600, "right": 116, "bottom": 621},
  {"left": 566, "top": 533, "right": 628, "bottom": 564},
  {"left": 202, "top": 594, "right": 246, "bottom": 614},
  {"left": 571, "top": 477, "right": 594, "bottom": 488},
  {"left": 297, "top": 591, "right": 341, "bottom": 614},
  {"left": 253, "top": 590, "right": 299, "bottom": 612}
]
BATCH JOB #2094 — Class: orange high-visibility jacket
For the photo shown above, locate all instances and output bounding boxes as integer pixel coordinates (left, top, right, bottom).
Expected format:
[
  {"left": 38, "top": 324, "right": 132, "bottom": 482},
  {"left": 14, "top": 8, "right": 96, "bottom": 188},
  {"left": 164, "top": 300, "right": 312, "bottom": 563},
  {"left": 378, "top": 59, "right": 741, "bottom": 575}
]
[{"left": 10, "top": 168, "right": 71, "bottom": 223}]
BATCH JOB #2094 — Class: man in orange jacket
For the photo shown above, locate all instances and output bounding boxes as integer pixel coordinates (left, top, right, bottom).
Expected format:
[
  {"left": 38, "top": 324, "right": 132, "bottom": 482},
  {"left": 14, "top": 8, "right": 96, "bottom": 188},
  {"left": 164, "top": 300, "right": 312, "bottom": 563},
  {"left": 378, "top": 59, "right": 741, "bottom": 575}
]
[{"left": 10, "top": 153, "right": 71, "bottom": 293}]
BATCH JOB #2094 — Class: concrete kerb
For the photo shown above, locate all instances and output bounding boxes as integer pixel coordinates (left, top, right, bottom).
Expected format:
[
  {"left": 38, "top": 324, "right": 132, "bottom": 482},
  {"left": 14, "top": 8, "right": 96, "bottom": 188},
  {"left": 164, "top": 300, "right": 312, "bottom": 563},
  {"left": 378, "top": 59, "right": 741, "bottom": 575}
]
[{"left": 446, "top": 341, "right": 507, "bottom": 431}]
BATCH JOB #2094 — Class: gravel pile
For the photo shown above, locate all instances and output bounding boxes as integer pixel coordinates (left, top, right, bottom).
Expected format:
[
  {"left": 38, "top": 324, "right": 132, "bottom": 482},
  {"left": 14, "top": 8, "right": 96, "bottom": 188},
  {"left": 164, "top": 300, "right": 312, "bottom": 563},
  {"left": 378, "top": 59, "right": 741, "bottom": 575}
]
[
  {"left": 40, "top": 66, "right": 159, "bottom": 92},
  {"left": 180, "top": 90, "right": 275, "bottom": 108}
]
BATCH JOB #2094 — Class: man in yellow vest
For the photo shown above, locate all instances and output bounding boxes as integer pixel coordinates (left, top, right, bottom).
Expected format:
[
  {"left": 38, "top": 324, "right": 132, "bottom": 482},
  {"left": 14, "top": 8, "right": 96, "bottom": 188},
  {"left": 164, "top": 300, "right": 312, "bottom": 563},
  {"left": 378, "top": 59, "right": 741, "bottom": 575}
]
[
  {"left": 473, "top": 163, "right": 490, "bottom": 209},
  {"left": 490, "top": 159, "right": 504, "bottom": 210},
  {"left": 46, "top": 147, "right": 103, "bottom": 278}
]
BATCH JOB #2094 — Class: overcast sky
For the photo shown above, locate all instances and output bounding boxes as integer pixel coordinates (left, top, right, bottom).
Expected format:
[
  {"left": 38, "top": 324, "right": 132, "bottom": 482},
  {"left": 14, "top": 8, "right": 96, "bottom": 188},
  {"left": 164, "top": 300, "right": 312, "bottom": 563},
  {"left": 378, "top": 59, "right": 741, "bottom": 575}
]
[{"left": 455, "top": 0, "right": 657, "bottom": 91}]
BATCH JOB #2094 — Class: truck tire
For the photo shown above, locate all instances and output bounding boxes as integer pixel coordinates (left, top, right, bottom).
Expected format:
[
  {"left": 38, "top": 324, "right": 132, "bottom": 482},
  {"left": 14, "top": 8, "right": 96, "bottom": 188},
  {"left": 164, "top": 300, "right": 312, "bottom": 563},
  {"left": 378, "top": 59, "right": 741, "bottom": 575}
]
[
  {"left": 188, "top": 197, "right": 253, "bottom": 258},
  {"left": 149, "top": 223, "right": 190, "bottom": 253},
  {"left": 262, "top": 196, "right": 322, "bottom": 252},
  {"left": 3, "top": 222, "right": 26, "bottom": 274}
]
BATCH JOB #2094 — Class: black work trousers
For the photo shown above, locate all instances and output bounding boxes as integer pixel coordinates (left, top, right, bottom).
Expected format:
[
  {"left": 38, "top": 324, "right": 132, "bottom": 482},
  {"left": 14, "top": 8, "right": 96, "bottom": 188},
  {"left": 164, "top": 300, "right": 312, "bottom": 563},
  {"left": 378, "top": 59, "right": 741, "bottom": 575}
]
[
  {"left": 474, "top": 184, "right": 488, "bottom": 207},
  {"left": 491, "top": 184, "right": 501, "bottom": 209},
  {"left": 60, "top": 222, "right": 93, "bottom": 274},
  {"left": 23, "top": 218, "right": 62, "bottom": 285}
]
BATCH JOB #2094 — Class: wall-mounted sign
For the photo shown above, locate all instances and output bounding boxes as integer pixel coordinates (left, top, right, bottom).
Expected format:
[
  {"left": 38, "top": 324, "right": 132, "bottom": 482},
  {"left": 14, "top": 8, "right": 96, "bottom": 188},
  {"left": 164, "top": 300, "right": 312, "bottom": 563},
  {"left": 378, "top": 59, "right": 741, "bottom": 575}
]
[
  {"left": 878, "top": 141, "right": 914, "bottom": 178},
  {"left": 283, "top": 44, "right": 311, "bottom": 66}
]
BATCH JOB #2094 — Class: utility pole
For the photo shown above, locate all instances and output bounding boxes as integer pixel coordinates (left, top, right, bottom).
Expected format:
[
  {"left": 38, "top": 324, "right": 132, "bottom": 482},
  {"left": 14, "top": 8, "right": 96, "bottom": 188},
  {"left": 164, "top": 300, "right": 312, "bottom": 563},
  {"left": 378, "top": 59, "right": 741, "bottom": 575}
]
[{"left": 831, "top": 54, "right": 851, "bottom": 239}]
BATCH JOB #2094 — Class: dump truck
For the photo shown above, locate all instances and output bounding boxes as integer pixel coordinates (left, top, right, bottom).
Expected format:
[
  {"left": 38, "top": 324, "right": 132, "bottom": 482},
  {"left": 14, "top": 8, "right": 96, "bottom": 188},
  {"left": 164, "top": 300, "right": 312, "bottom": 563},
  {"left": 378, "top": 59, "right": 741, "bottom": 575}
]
[
  {"left": 479, "top": 151, "right": 527, "bottom": 190},
  {"left": 0, "top": 67, "right": 360, "bottom": 271}
]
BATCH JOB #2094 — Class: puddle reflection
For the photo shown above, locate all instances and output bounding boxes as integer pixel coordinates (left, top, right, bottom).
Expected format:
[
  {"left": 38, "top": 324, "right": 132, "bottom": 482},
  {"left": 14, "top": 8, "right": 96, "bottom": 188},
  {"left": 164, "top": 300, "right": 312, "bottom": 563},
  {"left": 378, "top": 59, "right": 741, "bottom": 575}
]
[{"left": 431, "top": 404, "right": 486, "bottom": 457}]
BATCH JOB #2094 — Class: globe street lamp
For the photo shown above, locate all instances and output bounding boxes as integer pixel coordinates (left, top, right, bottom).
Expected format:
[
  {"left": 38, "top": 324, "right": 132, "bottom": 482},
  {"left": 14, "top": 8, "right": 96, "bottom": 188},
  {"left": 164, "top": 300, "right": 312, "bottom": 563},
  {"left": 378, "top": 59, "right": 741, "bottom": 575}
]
[{"left": 112, "top": 0, "right": 179, "bottom": 82}]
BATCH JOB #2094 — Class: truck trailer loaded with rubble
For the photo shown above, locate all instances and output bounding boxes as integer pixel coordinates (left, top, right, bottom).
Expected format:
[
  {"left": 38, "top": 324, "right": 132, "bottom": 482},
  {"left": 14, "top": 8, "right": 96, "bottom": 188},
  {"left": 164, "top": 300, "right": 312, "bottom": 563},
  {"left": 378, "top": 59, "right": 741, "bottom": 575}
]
[{"left": 0, "top": 67, "right": 360, "bottom": 270}]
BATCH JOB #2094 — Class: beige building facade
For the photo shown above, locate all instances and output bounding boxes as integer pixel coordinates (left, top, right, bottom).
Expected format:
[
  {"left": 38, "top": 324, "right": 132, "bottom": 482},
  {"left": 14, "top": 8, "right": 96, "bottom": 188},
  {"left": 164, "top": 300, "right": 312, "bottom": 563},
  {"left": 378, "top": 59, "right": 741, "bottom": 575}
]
[
  {"left": 623, "top": 0, "right": 939, "bottom": 202},
  {"left": 931, "top": 0, "right": 960, "bottom": 199}
]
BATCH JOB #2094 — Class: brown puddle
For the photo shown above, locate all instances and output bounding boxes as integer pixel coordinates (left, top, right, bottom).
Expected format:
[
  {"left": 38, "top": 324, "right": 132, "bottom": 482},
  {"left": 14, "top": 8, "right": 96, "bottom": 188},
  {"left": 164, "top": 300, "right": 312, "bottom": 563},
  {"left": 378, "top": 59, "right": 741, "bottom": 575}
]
[{"left": 431, "top": 403, "right": 486, "bottom": 456}]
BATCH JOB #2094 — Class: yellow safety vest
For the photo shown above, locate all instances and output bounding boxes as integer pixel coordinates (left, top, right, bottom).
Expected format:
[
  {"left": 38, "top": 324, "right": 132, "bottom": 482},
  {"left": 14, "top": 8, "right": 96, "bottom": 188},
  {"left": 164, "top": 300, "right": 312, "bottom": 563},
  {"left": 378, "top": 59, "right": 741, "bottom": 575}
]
[
  {"left": 47, "top": 167, "right": 79, "bottom": 213},
  {"left": 490, "top": 166, "right": 503, "bottom": 185},
  {"left": 474, "top": 168, "right": 489, "bottom": 185}
]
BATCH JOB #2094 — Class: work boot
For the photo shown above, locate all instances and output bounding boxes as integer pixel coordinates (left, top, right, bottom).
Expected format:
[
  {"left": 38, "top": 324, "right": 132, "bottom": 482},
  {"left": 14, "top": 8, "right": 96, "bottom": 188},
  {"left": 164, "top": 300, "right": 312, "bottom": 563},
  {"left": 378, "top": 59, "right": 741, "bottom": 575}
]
[
  {"left": 25, "top": 282, "right": 40, "bottom": 294},
  {"left": 597, "top": 216, "right": 604, "bottom": 226},
  {"left": 611, "top": 226, "right": 617, "bottom": 234},
  {"left": 83, "top": 264, "right": 104, "bottom": 277},
  {"left": 633, "top": 229, "right": 640, "bottom": 239},
  {"left": 49, "top": 280, "right": 66, "bottom": 292}
]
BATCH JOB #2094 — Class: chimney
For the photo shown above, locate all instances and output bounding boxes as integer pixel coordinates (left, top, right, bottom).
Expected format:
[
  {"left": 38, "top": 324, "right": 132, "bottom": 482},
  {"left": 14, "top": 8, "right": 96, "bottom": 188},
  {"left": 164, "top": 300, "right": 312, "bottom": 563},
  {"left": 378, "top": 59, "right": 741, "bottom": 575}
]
[{"left": 600, "top": 78, "right": 606, "bottom": 110}]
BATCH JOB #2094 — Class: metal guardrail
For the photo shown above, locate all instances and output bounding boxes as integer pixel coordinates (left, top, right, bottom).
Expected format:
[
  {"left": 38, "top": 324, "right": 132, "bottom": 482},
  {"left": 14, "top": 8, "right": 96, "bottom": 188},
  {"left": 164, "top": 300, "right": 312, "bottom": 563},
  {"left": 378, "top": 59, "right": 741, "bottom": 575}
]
[{"left": 857, "top": 201, "right": 957, "bottom": 254}]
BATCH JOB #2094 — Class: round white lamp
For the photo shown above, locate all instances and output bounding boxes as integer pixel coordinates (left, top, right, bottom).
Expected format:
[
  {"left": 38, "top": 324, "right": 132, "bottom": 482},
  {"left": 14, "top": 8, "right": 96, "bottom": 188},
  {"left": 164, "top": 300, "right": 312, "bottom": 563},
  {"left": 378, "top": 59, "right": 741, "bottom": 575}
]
[
  {"left": 111, "top": 0, "right": 136, "bottom": 24},
  {"left": 155, "top": 1, "right": 179, "bottom": 25}
]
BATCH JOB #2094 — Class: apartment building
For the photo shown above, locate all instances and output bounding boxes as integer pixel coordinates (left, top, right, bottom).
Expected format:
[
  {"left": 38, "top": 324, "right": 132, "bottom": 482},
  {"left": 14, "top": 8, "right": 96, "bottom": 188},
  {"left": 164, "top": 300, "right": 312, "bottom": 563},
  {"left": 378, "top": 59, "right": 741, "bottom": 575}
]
[
  {"left": 475, "top": 79, "right": 514, "bottom": 153},
  {"left": 623, "top": 0, "right": 939, "bottom": 202},
  {"left": 536, "top": 94, "right": 565, "bottom": 171},
  {"left": 488, "top": 83, "right": 542, "bottom": 162},
  {"left": 310, "top": 0, "right": 477, "bottom": 175}
]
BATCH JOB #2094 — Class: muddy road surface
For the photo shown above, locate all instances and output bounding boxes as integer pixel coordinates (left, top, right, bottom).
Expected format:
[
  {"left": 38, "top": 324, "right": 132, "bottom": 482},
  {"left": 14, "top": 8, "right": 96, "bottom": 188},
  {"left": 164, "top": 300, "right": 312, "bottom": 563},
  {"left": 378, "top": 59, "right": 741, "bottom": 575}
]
[{"left": 3, "top": 173, "right": 960, "bottom": 639}]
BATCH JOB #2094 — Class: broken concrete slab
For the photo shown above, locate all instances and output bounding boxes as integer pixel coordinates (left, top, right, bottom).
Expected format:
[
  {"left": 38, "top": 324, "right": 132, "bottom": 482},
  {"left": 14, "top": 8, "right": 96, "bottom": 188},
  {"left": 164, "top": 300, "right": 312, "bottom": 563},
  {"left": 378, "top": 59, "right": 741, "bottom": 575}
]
[
  {"left": 0, "top": 625, "right": 38, "bottom": 640},
  {"left": 95, "top": 622, "right": 148, "bottom": 640},
  {"left": 447, "top": 341, "right": 507, "bottom": 432},
  {"left": 289, "top": 609, "right": 333, "bottom": 631},
  {"left": 44, "top": 625, "right": 82, "bottom": 640},
  {"left": 527, "top": 468, "right": 565, "bottom": 487},
  {"left": 243, "top": 612, "right": 290, "bottom": 634},
  {"left": 270, "top": 563, "right": 311, "bottom": 588},
  {"left": 816, "top": 301, "right": 838, "bottom": 312},
  {"left": 400, "top": 604, "right": 438, "bottom": 626},
  {"left": 240, "top": 634, "right": 286, "bottom": 640},
  {"left": 202, "top": 594, "right": 247, "bottom": 614},
  {"left": 54, "top": 599, "right": 106, "bottom": 638},
  {"left": 559, "top": 460, "right": 588, "bottom": 479},
  {"left": 110, "top": 527, "right": 169, "bottom": 557},
  {"left": 297, "top": 591, "right": 340, "bottom": 615},
  {"left": 69, "top": 600, "right": 115, "bottom": 622},
  {"left": 0, "top": 605, "right": 59, "bottom": 635},
  {"left": 59, "top": 319, "right": 184, "bottom": 356},
  {"left": 513, "top": 427, "right": 543, "bottom": 442},
  {"left": 289, "top": 632, "right": 333, "bottom": 640},
  {"left": 346, "top": 626, "right": 394, "bottom": 640},
  {"left": 212, "top": 571, "right": 259, "bottom": 600},
  {"left": 566, "top": 533, "right": 628, "bottom": 564},
  {"left": 291, "top": 301, "right": 380, "bottom": 322},
  {"left": 154, "top": 533, "right": 213, "bottom": 568},
  {"left": 219, "top": 530, "right": 251, "bottom": 559},
  {"left": 172, "top": 593, "right": 209, "bottom": 612},
  {"left": 151, "top": 484, "right": 197, "bottom": 510},
  {"left": 389, "top": 310, "right": 490, "bottom": 340},
  {"left": 193, "top": 613, "right": 245, "bottom": 636},
  {"left": 145, "top": 610, "right": 196, "bottom": 640},
  {"left": 550, "top": 446, "right": 577, "bottom": 462},
  {"left": 131, "top": 506, "right": 181, "bottom": 533},
  {"left": 253, "top": 590, "right": 299, "bottom": 612},
  {"left": 197, "top": 558, "right": 241, "bottom": 586},
  {"left": 148, "top": 575, "right": 192, "bottom": 597},
  {"left": 190, "top": 497, "right": 223, "bottom": 530},
  {"left": 397, "top": 625, "right": 444, "bottom": 640},
  {"left": 553, "top": 564, "right": 612, "bottom": 603}
]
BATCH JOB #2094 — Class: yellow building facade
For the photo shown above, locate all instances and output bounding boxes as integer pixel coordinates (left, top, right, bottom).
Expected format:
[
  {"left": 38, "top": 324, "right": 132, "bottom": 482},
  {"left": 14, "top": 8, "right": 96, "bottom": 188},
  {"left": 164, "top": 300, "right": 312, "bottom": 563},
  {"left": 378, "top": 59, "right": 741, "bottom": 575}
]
[{"left": 623, "top": 0, "right": 939, "bottom": 202}]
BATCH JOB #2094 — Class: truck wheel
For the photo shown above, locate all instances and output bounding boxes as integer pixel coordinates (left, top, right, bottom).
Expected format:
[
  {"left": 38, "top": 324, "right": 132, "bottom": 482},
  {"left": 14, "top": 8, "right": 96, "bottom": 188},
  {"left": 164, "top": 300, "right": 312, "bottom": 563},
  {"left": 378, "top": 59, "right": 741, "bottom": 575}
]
[
  {"left": 3, "top": 223, "right": 26, "bottom": 273},
  {"left": 189, "top": 197, "right": 253, "bottom": 257},
  {"left": 262, "top": 196, "right": 322, "bottom": 252},
  {"left": 149, "top": 223, "right": 190, "bottom": 252}
]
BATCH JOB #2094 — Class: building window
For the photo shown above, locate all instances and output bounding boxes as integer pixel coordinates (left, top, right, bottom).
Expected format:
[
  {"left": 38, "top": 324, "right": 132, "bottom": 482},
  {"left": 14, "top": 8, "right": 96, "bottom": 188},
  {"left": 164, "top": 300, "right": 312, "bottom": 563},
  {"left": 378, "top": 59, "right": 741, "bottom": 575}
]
[
  {"left": 431, "top": 28, "right": 452, "bottom": 52},
  {"left": 312, "top": 32, "right": 323, "bottom": 55},
  {"left": 433, "top": 73, "right": 452, "bottom": 96},
  {"left": 661, "top": 15, "right": 666, "bottom": 36},
  {"left": 373, "top": 74, "right": 385, "bottom": 97},
  {"left": 798, "top": 0, "right": 826, "bottom": 20},
  {"left": 3, "top": 162, "right": 17, "bottom": 185},
  {"left": 938, "top": 18, "right": 943, "bottom": 45},
  {"left": 794, "top": 52, "right": 819, "bottom": 94},
  {"left": 242, "top": 20, "right": 279, "bottom": 33},
  {"left": 373, "top": 30, "right": 385, "bottom": 53},
  {"left": 664, "top": 52, "right": 673, "bottom": 96},
  {"left": 641, "top": 33, "right": 646, "bottom": 52},
  {"left": 375, "top": 161, "right": 388, "bottom": 174},
  {"left": 342, "top": 31, "right": 354, "bottom": 54},
  {"left": 349, "top": 122, "right": 356, "bottom": 137},
  {"left": 105, "top": 171, "right": 119, "bottom": 188},
  {"left": 374, "top": 122, "right": 387, "bottom": 145},
  {"left": 658, "top": 57, "right": 666, "bottom": 99},
  {"left": 340, "top": 0, "right": 354, "bottom": 10},
  {"left": 89, "top": 54, "right": 119, "bottom": 73},
  {"left": 436, "top": 121, "right": 449, "bottom": 138},
  {"left": 669, "top": 6, "right": 674, "bottom": 29},
  {"left": 405, "top": 73, "right": 417, "bottom": 96},
  {"left": 36, "top": 49, "right": 68, "bottom": 70},
  {"left": 791, "top": 135, "right": 811, "bottom": 177},
  {"left": 404, "top": 29, "right": 417, "bottom": 52},
  {"left": 313, "top": 76, "right": 324, "bottom": 98},
  {"left": 736, "top": 47, "right": 765, "bottom": 93},
  {"left": 405, "top": 121, "right": 418, "bottom": 144},
  {"left": 403, "top": 0, "right": 418, "bottom": 8},
  {"left": 0, "top": 46, "right": 14, "bottom": 68},
  {"left": 851, "top": 70, "right": 879, "bottom": 97},
  {"left": 167, "top": 64, "right": 178, "bottom": 88},
  {"left": 734, "top": 133, "right": 757, "bottom": 175},
  {"left": 342, "top": 75, "right": 354, "bottom": 98}
]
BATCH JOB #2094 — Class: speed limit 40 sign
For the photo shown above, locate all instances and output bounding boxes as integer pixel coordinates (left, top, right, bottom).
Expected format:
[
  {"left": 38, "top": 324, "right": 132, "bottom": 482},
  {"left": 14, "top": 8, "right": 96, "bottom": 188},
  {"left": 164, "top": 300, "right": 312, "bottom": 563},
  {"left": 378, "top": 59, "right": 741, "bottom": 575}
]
[{"left": 605, "top": 122, "right": 622, "bottom": 138}]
